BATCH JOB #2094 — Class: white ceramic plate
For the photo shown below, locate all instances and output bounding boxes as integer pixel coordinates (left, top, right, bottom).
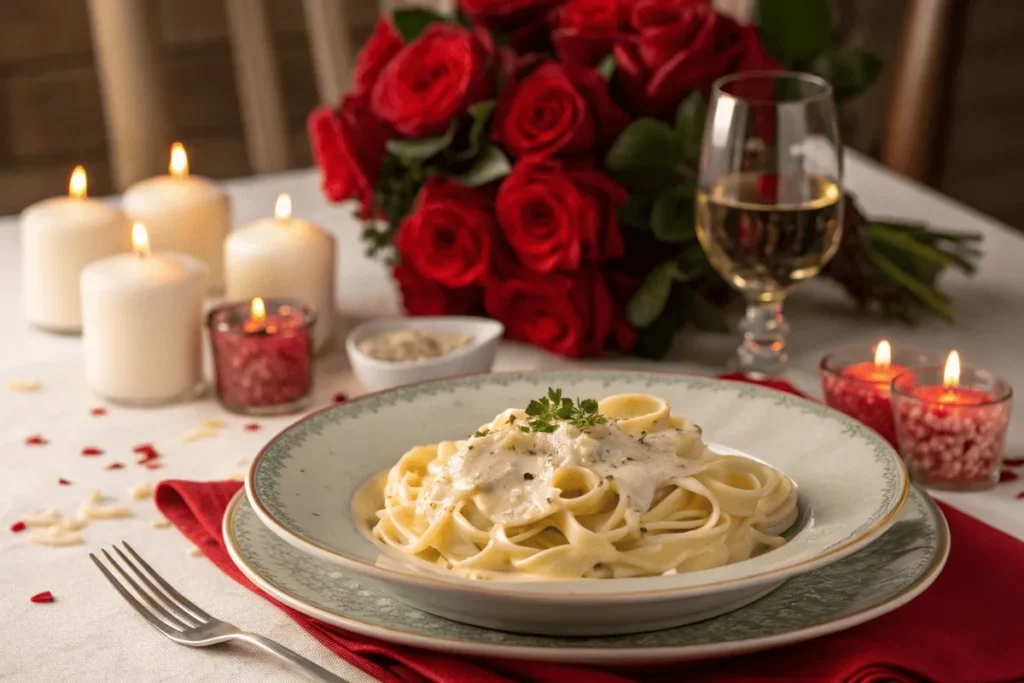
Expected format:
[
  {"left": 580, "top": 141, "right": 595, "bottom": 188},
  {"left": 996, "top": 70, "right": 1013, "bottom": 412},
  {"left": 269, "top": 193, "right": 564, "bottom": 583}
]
[
  {"left": 246, "top": 371, "right": 908, "bottom": 635},
  {"left": 226, "top": 485, "right": 947, "bottom": 665}
]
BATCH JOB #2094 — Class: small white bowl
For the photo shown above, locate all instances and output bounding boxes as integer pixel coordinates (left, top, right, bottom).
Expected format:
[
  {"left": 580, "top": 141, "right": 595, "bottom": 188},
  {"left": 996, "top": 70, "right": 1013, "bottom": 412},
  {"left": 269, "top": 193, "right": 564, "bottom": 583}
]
[{"left": 345, "top": 316, "right": 504, "bottom": 392}]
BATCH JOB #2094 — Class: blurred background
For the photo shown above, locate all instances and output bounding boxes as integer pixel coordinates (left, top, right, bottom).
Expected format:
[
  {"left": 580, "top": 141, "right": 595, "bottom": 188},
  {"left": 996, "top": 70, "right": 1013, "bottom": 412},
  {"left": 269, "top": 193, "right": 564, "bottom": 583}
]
[{"left": 0, "top": 0, "right": 1015, "bottom": 229}]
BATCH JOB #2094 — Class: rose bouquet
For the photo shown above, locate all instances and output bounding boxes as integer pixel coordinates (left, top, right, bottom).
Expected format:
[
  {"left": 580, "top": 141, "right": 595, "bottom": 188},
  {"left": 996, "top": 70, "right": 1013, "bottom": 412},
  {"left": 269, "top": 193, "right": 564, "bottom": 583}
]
[{"left": 310, "top": 0, "right": 981, "bottom": 358}]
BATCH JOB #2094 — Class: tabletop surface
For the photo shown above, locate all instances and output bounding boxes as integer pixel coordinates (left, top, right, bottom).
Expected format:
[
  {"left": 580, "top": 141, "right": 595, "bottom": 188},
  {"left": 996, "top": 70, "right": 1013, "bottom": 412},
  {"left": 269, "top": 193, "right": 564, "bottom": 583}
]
[{"left": 1, "top": 151, "right": 1022, "bottom": 682}]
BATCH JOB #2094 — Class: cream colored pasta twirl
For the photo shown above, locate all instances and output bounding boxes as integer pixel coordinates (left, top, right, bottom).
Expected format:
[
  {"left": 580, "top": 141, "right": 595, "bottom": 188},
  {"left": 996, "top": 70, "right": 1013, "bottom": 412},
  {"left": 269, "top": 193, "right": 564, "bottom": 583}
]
[{"left": 370, "top": 393, "right": 799, "bottom": 580}]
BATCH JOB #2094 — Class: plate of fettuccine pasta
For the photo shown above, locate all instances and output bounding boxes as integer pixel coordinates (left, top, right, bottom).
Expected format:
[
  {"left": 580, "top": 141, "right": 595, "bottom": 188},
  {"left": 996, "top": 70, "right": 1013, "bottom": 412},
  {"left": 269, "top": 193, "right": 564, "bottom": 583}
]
[{"left": 246, "top": 371, "right": 907, "bottom": 636}]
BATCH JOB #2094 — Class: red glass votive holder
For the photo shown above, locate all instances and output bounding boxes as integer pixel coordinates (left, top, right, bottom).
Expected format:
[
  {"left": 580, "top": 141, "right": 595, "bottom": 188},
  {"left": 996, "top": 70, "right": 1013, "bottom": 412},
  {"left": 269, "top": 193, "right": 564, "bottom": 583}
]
[
  {"left": 207, "top": 298, "right": 315, "bottom": 415},
  {"left": 820, "top": 346, "right": 939, "bottom": 445},
  {"left": 891, "top": 365, "right": 1012, "bottom": 490}
]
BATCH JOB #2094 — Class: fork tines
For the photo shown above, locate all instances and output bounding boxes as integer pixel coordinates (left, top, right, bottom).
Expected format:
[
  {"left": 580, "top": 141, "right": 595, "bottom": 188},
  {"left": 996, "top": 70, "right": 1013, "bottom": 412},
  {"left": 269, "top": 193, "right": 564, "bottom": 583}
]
[{"left": 90, "top": 542, "right": 213, "bottom": 635}]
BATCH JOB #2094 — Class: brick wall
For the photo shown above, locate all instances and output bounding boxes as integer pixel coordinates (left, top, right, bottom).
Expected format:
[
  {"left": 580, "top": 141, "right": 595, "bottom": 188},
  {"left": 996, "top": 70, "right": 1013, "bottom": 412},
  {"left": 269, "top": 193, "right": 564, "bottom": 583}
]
[
  {"left": 1, "top": 1, "right": 1023, "bottom": 232},
  {"left": 0, "top": 0, "right": 376, "bottom": 214}
]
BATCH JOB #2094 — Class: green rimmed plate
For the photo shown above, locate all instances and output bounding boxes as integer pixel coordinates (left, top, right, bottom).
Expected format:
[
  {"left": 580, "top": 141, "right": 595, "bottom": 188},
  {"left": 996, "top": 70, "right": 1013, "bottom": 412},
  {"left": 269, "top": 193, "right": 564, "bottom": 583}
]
[
  {"left": 245, "top": 371, "right": 908, "bottom": 635},
  {"left": 226, "top": 486, "right": 947, "bottom": 664}
]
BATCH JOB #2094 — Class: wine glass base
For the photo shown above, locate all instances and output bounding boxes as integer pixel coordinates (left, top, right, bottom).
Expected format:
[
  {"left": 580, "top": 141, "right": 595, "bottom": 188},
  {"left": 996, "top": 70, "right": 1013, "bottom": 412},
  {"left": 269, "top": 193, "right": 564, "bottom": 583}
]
[{"left": 732, "top": 347, "right": 789, "bottom": 380}]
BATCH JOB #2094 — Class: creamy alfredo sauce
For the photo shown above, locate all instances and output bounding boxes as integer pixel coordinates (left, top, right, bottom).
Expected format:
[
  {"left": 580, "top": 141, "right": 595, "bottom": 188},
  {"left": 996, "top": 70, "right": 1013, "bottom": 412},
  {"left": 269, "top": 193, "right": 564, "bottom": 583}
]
[
  {"left": 416, "top": 420, "right": 706, "bottom": 526},
  {"left": 358, "top": 328, "right": 472, "bottom": 362}
]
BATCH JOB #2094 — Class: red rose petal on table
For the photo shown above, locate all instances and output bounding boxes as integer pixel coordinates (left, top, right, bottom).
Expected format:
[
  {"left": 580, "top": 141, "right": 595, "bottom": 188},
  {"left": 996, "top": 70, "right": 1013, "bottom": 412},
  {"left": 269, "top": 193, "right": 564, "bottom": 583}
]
[
  {"left": 30, "top": 591, "right": 54, "bottom": 603},
  {"left": 10, "top": 521, "right": 26, "bottom": 533},
  {"left": 90, "top": 407, "right": 107, "bottom": 416},
  {"left": 25, "top": 435, "right": 47, "bottom": 446},
  {"left": 81, "top": 447, "right": 103, "bottom": 457},
  {"left": 143, "top": 462, "right": 163, "bottom": 470},
  {"left": 132, "top": 444, "right": 155, "bottom": 454},
  {"left": 105, "top": 462, "right": 124, "bottom": 470},
  {"left": 1003, "top": 458, "right": 1024, "bottom": 467},
  {"left": 1018, "top": 491, "right": 1024, "bottom": 500},
  {"left": 1000, "top": 470, "right": 1019, "bottom": 483},
  {"left": 58, "top": 478, "right": 72, "bottom": 486},
  {"left": 243, "top": 423, "right": 261, "bottom": 432},
  {"left": 332, "top": 393, "right": 348, "bottom": 404}
]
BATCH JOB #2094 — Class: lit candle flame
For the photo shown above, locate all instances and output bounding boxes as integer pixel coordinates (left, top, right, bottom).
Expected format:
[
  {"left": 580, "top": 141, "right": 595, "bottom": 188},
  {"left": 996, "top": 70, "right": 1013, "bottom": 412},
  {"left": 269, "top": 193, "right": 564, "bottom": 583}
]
[
  {"left": 132, "top": 223, "right": 151, "bottom": 258},
  {"left": 274, "top": 193, "right": 292, "bottom": 221},
  {"left": 874, "top": 340, "right": 891, "bottom": 369},
  {"left": 169, "top": 142, "right": 189, "bottom": 179},
  {"left": 251, "top": 297, "right": 266, "bottom": 326},
  {"left": 69, "top": 165, "right": 87, "bottom": 199},
  {"left": 943, "top": 351, "right": 961, "bottom": 389}
]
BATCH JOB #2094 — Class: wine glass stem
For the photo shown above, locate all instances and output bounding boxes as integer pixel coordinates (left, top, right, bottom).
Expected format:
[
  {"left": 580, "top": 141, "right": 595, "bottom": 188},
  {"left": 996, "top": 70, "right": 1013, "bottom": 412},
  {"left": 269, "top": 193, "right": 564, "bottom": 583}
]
[{"left": 736, "top": 298, "right": 790, "bottom": 378}]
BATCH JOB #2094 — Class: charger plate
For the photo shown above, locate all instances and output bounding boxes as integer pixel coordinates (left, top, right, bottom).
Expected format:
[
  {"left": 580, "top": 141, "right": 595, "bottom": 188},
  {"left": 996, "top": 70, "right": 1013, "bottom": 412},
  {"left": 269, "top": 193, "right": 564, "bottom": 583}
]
[{"left": 225, "top": 485, "right": 948, "bottom": 665}]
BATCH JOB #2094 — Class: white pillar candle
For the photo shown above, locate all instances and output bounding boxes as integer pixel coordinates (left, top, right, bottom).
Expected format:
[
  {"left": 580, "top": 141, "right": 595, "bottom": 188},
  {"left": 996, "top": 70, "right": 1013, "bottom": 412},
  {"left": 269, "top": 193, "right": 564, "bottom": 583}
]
[
  {"left": 224, "top": 193, "right": 336, "bottom": 352},
  {"left": 21, "top": 166, "right": 131, "bottom": 332},
  {"left": 123, "top": 142, "right": 231, "bottom": 292},
  {"left": 81, "top": 223, "right": 208, "bottom": 406}
]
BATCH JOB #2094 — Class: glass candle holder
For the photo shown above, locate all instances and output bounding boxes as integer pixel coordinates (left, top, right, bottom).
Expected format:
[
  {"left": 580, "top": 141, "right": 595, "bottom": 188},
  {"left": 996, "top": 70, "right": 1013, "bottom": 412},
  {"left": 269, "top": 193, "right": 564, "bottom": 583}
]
[
  {"left": 891, "top": 364, "right": 1013, "bottom": 490},
  {"left": 821, "top": 345, "right": 940, "bottom": 445},
  {"left": 207, "top": 298, "right": 315, "bottom": 415}
]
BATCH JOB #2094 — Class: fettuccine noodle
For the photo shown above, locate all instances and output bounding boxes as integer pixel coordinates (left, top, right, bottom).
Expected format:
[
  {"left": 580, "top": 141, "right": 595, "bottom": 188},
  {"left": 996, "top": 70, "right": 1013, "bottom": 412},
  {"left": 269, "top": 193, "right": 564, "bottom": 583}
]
[{"left": 370, "top": 393, "right": 798, "bottom": 580}]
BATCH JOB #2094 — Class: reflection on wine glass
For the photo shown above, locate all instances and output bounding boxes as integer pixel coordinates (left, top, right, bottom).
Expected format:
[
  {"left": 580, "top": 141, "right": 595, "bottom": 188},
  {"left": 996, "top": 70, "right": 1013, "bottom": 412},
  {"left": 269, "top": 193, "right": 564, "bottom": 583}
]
[{"left": 697, "top": 71, "right": 843, "bottom": 378}]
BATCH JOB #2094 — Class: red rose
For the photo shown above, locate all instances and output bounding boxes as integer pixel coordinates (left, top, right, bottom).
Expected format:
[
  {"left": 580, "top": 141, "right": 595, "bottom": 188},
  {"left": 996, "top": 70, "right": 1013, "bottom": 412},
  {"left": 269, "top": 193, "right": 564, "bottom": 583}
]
[
  {"left": 570, "top": 166, "right": 627, "bottom": 261},
  {"left": 307, "top": 95, "right": 388, "bottom": 215},
  {"left": 352, "top": 19, "right": 403, "bottom": 96},
  {"left": 460, "top": 0, "right": 562, "bottom": 51},
  {"left": 396, "top": 179, "right": 496, "bottom": 288},
  {"left": 371, "top": 24, "right": 494, "bottom": 137},
  {"left": 552, "top": 0, "right": 629, "bottom": 67},
  {"left": 613, "top": 0, "right": 773, "bottom": 116},
  {"left": 496, "top": 161, "right": 626, "bottom": 272},
  {"left": 393, "top": 262, "right": 483, "bottom": 316},
  {"left": 484, "top": 266, "right": 616, "bottom": 357},
  {"left": 493, "top": 61, "right": 628, "bottom": 160}
]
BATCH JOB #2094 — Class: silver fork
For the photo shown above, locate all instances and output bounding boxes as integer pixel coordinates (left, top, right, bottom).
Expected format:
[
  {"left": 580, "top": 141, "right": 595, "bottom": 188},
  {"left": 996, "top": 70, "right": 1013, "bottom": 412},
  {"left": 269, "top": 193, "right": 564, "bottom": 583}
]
[{"left": 91, "top": 542, "right": 377, "bottom": 683}]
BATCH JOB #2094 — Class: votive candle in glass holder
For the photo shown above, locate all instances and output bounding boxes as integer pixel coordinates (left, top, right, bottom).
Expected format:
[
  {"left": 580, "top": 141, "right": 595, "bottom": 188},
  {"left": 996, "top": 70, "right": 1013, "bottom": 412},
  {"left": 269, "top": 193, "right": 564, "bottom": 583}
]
[
  {"left": 891, "top": 351, "right": 1013, "bottom": 490},
  {"left": 207, "top": 297, "right": 315, "bottom": 415},
  {"left": 821, "top": 341, "right": 940, "bottom": 445}
]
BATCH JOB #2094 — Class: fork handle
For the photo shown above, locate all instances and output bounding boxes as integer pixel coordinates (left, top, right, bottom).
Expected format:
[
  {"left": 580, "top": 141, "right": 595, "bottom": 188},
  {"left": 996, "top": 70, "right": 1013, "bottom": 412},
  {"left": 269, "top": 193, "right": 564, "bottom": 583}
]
[{"left": 234, "top": 632, "right": 373, "bottom": 683}]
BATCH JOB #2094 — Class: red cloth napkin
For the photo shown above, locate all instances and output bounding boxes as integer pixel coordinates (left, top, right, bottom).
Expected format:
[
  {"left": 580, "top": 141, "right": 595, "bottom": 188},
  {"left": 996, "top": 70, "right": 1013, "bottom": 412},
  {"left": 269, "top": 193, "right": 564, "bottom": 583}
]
[{"left": 154, "top": 377, "right": 1024, "bottom": 683}]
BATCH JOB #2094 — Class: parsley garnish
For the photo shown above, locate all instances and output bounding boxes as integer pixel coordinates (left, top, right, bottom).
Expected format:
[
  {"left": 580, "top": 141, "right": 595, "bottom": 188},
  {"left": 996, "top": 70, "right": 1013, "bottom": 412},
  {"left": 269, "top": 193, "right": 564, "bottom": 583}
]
[
  {"left": 638, "top": 431, "right": 647, "bottom": 444},
  {"left": 473, "top": 428, "right": 490, "bottom": 438},
  {"left": 521, "top": 387, "right": 607, "bottom": 433}
]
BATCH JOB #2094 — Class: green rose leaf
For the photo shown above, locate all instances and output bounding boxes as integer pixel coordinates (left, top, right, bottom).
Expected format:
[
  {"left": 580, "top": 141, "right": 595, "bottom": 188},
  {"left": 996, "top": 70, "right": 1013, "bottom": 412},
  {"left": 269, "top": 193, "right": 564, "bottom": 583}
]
[
  {"left": 678, "top": 286, "right": 730, "bottom": 333},
  {"left": 627, "top": 261, "right": 678, "bottom": 328},
  {"left": 809, "top": 47, "right": 884, "bottom": 103},
  {"left": 596, "top": 53, "right": 616, "bottom": 81},
  {"left": 757, "top": 0, "right": 832, "bottom": 65},
  {"left": 651, "top": 183, "right": 696, "bottom": 243},
  {"left": 605, "top": 119, "right": 684, "bottom": 190},
  {"left": 674, "top": 92, "right": 707, "bottom": 162},
  {"left": 393, "top": 8, "right": 447, "bottom": 43},
  {"left": 674, "top": 243, "right": 710, "bottom": 281},
  {"left": 450, "top": 145, "right": 511, "bottom": 187},
  {"left": 385, "top": 123, "right": 457, "bottom": 161},
  {"left": 449, "top": 99, "right": 497, "bottom": 161},
  {"left": 631, "top": 287, "right": 688, "bottom": 359},
  {"left": 617, "top": 193, "right": 655, "bottom": 231}
]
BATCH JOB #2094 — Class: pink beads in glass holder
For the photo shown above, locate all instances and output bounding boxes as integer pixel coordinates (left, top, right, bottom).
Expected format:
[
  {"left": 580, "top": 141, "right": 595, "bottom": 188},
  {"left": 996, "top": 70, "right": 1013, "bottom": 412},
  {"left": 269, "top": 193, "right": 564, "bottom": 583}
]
[
  {"left": 891, "top": 352, "right": 1012, "bottom": 490},
  {"left": 820, "top": 342, "right": 939, "bottom": 445},
  {"left": 207, "top": 297, "right": 315, "bottom": 415}
]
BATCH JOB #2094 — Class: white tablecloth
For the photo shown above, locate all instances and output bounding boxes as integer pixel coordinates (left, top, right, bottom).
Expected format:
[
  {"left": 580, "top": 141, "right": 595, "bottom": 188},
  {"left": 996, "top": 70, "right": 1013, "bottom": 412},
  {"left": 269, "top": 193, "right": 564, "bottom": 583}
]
[{"left": 1, "top": 152, "right": 1022, "bottom": 682}]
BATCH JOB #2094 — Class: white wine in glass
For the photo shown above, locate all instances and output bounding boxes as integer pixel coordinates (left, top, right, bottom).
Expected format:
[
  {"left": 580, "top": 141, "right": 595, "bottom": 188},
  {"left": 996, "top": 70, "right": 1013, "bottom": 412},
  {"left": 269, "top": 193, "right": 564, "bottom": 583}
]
[{"left": 697, "top": 72, "right": 843, "bottom": 377}]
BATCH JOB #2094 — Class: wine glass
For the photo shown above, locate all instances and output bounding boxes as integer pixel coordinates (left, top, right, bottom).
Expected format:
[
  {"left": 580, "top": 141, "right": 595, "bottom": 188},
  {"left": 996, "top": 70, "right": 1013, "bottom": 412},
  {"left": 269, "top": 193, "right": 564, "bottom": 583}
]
[{"left": 697, "top": 71, "right": 843, "bottom": 378}]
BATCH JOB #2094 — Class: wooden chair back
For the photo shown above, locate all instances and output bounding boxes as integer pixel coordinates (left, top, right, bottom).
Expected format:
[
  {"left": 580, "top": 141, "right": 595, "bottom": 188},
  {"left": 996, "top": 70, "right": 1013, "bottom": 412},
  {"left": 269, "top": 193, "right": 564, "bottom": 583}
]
[
  {"left": 880, "top": 0, "right": 965, "bottom": 183},
  {"left": 87, "top": 0, "right": 448, "bottom": 188}
]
